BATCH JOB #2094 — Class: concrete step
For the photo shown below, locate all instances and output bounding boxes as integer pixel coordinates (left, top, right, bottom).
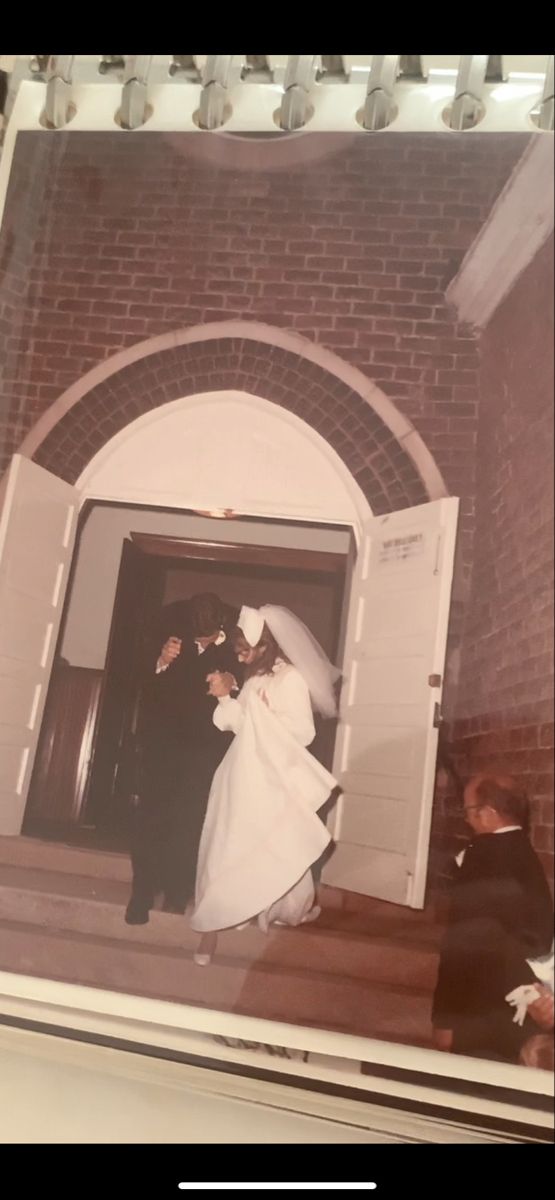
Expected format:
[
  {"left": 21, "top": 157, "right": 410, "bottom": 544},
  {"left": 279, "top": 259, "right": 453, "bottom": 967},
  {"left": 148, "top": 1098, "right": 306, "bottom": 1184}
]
[
  {"left": 0, "top": 838, "right": 442, "bottom": 927},
  {"left": 0, "top": 864, "right": 440, "bottom": 989},
  {"left": 0, "top": 842, "right": 441, "bottom": 939},
  {"left": 0, "top": 840, "right": 439, "bottom": 1047},
  {"left": 0, "top": 919, "right": 433, "bottom": 1047},
  {"left": 0, "top": 835, "right": 130, "bottom": 883}
]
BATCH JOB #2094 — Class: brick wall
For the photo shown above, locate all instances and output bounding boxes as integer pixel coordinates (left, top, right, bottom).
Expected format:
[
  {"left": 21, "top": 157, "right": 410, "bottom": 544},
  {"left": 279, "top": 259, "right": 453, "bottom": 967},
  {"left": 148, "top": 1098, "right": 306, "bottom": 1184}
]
[
  {"left": 433, "top": 235, "right": 554, "bottom": 883},
  {"left": 0, "top": 131, "right": 528, "bottom": 589},
  {"left": 0, "top": 138, "right": 55, "bottom": 436}
]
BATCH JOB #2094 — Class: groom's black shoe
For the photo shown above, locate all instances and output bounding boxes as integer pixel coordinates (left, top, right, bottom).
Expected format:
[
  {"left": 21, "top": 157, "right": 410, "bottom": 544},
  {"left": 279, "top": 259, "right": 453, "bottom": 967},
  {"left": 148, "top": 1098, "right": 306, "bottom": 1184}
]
[{"left": 125, "top": 899, "right": 150, "bottom": 925}]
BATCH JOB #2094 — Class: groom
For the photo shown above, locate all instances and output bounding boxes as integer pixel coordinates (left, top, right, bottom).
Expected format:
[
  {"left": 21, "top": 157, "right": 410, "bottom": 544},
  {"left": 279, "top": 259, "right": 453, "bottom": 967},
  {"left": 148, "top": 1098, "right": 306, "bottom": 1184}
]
[{"left": 125, "top": 592, "right": 241, "bottom": 924}]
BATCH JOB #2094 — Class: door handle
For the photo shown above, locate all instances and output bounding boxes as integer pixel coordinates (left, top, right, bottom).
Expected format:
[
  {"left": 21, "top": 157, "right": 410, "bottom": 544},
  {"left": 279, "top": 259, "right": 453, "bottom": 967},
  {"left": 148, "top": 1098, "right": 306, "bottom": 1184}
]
[{"left": 433, "top": 701, "right": 443, "bottom": 729}]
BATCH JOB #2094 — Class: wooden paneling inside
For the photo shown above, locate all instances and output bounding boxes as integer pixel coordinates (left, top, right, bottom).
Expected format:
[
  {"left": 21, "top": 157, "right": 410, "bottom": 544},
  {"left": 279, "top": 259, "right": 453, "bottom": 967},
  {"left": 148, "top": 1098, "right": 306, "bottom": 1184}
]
[{"left": 25, "top": 664, "right": 103, "bottom": 825}]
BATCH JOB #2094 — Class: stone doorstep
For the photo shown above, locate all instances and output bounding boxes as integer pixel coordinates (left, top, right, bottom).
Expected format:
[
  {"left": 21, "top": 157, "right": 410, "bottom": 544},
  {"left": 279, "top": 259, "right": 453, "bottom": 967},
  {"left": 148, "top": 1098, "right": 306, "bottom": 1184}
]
[
  {"left": 0, "top": 920, "right": 433, "bottom": 1046},
  {"left": 0, "top": 864, "right": 442, "bottom": 984},
  {"left": 0, "top": 835, "right": 131, "bottom": 882},
  {"left": 0, "top": 860, "right": 441, "bottom": 938},
  {"left": 0, "top": 878, "right": 439, "bottom": 990},
  {"left": 0, "top": 837, "right": 443, "bottom": 925},
  {"left": 0, "top": 839, "right": 442, "bottom": 996},
  {"left": 0, "top": 862, "right": 130, "bottom": 903}
]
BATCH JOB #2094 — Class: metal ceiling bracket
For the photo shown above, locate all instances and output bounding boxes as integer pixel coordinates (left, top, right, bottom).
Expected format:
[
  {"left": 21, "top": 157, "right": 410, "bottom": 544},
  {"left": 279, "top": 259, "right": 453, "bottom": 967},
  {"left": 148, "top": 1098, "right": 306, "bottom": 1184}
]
[
  {"left": 44, "top": 55, "right": 74, "bottom": 128},
  {"left": 198, "top": 54, "right": 235, "bottom": 130},
  {"left": 449, "top": 54, "right": 489, "bottom": 130},
  {"left": 362, "top": 54, "right": 400, "bottom": 130},
  {"left": 537, "top": 55, "right": 554, "bottom": 131},
  {"left": 279, "top": 55, "right": 318, "bottom": 131},
  {"left": 120, "top": 55, "right": 153, "bottom": 129},
  {"left": 317, "top": 55, "right": 349, "bottom": 82}
]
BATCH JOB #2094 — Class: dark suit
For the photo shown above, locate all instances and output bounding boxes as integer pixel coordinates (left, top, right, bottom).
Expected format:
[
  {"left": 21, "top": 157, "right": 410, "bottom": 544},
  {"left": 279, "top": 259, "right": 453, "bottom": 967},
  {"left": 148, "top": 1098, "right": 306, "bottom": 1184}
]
[
  {"left": 129, "top": 602, "right": 240, "bottom": 913},
  {"left": 432, "top": 829, "right": 553, "bottom": 1061}
]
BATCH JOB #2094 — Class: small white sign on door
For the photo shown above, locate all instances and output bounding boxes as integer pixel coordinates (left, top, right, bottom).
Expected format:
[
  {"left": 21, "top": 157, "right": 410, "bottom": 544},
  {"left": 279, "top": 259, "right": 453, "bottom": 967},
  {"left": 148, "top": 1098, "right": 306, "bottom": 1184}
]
[{"left": 378, "top": 531, "right": 425, "bottom": 565}]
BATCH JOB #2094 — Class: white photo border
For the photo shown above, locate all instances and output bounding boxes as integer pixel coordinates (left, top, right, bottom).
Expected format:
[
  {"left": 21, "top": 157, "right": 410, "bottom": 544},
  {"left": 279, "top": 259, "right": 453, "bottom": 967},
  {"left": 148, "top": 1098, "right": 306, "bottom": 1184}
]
[{"left": 0, "top": 72, "right": 553, "bottom": 1140}]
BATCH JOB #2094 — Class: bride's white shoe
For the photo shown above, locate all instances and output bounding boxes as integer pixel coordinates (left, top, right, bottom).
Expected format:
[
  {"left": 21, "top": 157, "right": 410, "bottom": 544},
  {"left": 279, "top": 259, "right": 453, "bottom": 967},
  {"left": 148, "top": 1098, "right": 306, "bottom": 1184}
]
[
  {"left": 194, "top": 952, "right": 212, "bottom": 967},
  {"left": 300, "top": 905, "right": 322, "bottom": 925},
  {"left": 272, "top": 905, "right": 322, "bottom": 929}
]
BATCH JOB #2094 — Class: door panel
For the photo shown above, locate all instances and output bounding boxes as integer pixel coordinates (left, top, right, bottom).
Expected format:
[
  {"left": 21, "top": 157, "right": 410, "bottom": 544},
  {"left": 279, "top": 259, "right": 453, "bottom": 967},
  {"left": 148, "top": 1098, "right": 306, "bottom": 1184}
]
[
  {"left": 323, "top": 497, "right": 459, "bottom": 908},
  {"left": 0, "top": 456, "right": 78, "bottom": 835}
]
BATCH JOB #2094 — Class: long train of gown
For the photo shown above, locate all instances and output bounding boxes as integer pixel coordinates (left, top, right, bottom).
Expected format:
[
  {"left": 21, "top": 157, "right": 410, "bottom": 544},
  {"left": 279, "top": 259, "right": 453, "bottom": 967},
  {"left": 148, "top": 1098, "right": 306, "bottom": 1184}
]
[{"left": 190, "top": 665, "right": 337, "bottom": 933}]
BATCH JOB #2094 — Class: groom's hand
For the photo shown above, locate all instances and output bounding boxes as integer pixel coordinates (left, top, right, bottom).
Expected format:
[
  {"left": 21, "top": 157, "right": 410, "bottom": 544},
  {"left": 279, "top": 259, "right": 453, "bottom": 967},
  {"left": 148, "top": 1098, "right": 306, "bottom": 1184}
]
[{"left": 158, "top": 636, "right": 182, "bottom": 667}]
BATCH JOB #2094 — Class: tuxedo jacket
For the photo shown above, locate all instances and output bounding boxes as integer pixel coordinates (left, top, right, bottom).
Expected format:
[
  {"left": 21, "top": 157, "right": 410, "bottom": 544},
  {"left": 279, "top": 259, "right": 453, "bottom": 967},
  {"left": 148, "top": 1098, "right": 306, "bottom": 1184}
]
[
  {"left": 433, "top": 829, "right": 553, "bottom": 1025},
  {"left": 139, "top": 600, "right": 242, "bottom": 761},
  {"left": 448, "top": 829, "right": 553, "bottom": 958}
]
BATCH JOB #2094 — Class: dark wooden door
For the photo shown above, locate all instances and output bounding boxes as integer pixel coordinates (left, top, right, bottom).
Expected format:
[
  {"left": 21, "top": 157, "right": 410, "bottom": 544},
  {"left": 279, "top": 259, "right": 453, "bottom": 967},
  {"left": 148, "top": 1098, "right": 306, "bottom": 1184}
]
[
  {"left": 83, "top": 539, "right": 165, "bottom": 837},
  {"left": 24, "top": 664, "right": 103, "bottom": 834}
]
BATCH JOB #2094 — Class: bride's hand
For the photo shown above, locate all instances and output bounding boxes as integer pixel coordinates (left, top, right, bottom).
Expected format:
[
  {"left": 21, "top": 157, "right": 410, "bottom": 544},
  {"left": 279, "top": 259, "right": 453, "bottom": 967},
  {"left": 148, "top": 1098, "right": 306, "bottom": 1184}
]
[{"left": 206, "top": 671, "right": 235, "bottom": 697}]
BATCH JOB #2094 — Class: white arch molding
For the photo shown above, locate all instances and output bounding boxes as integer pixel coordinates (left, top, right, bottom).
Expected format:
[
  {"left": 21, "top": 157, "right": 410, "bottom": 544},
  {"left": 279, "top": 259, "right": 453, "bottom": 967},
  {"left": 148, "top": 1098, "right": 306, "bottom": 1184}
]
[
  {"left": 17, "top": 320, "right": 449, "bottom": 506},
  {"left": 77, "top": 390, "right": 372, "bottom": 533}
]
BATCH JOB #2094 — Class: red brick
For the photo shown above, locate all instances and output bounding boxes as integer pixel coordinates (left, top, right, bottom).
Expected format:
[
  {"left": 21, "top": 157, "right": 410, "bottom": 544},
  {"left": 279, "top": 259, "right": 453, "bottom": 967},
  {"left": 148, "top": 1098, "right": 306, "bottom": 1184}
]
[
  {"left": 415, "top": 322, "right": 457, "bottom": 337},
  {"left": 396, "top": 305, "right": 435, "bottom": 320},
  {"left": 374, "top": 318, "right": 416, "bottom": 334},
  {"left": 438, "top": 370, "right": 480, "bottom": 386},
  {"left": 322, "top": 330, "right": 358, "bottom": 347},
  {"left": 55, "top": 300, "right": 93, "bottom": 314},
  {"left": 385, "top": 260, "right": 425, "bottom": 275}
]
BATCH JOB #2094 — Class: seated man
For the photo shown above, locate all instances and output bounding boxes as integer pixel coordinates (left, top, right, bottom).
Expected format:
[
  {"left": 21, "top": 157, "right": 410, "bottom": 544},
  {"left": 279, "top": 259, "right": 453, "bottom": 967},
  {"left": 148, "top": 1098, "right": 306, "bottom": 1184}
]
[{"left": 432, "top": 773, "right": 553, "bottom": 1063}]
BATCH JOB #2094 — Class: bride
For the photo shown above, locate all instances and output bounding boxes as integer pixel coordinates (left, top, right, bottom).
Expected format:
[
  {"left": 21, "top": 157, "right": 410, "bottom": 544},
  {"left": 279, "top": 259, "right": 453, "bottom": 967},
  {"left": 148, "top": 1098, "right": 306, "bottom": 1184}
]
[{"left": 191, "top": 604, "right": 341, "bottom": 965}]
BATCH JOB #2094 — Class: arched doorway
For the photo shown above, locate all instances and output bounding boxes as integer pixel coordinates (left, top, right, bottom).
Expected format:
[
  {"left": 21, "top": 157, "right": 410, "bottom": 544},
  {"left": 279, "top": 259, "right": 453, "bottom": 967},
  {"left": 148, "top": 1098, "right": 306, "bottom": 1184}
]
[{"left": 1, "top": 330, "right": 457, "bottom": 908}]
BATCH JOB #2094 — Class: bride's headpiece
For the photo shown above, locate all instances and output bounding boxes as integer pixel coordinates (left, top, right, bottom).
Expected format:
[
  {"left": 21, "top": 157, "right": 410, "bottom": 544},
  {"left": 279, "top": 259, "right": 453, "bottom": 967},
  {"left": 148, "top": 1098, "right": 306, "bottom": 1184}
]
[{"left": 237, "top": 604, "right": 341, "bottom": 718}]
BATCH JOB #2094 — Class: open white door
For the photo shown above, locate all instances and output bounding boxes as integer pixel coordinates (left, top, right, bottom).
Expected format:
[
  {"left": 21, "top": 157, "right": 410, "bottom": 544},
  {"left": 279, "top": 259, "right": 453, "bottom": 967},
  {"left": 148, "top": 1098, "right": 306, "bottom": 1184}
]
[
  {"left": 0, "top": 455, "right": 78, "bottom": 835},
  {"left": 322, "top": 497, "right": 459, "bottom": 909}
]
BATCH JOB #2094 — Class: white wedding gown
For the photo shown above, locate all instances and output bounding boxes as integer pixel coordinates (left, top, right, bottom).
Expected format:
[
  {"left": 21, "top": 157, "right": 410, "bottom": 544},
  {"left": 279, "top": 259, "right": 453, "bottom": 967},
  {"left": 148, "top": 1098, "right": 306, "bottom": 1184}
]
[{"left": 190, "top": 662, "right": 336, "bottom": 933}]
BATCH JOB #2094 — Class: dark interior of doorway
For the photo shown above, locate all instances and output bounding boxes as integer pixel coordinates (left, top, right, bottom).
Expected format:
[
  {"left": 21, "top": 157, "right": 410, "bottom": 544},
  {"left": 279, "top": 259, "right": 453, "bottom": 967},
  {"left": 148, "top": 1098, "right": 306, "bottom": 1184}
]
[{"left": 24, "top": 526, "right": 350, "bottom": 855}]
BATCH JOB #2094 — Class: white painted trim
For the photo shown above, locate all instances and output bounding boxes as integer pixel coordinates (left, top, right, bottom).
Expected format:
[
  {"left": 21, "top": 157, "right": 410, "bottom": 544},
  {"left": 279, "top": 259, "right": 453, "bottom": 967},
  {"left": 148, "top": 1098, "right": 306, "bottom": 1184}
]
[
  {"left": 0, "top": 1023, "right": 539, "bottom": 1144},
  {"left": 446, "top": 134, "right": 554, "bottom": 329},
  {"left": 0, "top": 78, "right": 23, "bottom": 234},
  {"left": 0, "top": 969, "right": 551, "bottom": 1130},
  {"left": 2, "top": 68, "right": 550, "bottom": 142}
]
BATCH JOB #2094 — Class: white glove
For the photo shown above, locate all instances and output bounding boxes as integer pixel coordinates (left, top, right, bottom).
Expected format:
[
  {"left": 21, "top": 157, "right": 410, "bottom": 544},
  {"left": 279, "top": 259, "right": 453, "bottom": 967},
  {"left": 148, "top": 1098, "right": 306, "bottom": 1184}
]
[{"left": 505, "top": 983, "right": 541, "bottom": 1026}]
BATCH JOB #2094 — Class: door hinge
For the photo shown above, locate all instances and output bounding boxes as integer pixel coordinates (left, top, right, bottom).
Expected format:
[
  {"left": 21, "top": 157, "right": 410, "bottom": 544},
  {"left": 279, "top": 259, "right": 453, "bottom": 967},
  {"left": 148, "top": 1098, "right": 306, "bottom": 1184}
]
[{"left": 433, "top": 701, "right": 443, "bottom": 729}]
